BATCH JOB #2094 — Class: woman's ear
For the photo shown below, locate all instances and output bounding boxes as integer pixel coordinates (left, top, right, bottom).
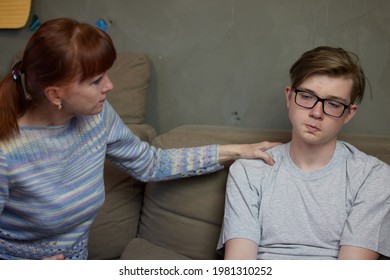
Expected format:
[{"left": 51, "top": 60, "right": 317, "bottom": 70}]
[{"left": 44, "top": 86, "right": 63, "bottom": 108}]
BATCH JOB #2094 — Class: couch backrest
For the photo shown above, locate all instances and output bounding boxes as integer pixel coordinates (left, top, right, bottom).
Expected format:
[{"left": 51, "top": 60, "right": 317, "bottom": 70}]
[{"left": 107, "top": 52, "right": 151, "bottom": 125}]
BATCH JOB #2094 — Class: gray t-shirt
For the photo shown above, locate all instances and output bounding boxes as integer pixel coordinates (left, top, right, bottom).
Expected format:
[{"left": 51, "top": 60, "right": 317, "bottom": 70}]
[{"left": 217, "top": 141, "right": 390, "bottom": 259}]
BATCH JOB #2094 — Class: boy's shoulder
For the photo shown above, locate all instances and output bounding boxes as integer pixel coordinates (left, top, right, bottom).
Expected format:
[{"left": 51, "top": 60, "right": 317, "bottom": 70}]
[
  {"left": 339, "top": 141, "right": 390, "bottom": 177},
  {"left": 340, "top": 141, "right": 388, "bottom": 165},
  {"left": 232, "top": 143, "right": 289, "bottom": 170}
]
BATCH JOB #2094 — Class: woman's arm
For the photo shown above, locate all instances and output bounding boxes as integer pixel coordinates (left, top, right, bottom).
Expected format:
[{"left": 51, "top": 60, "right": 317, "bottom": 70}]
[
  {"left": 43, "top": 254, "right": 65, "bottom": 260},
  {"left": 218, "top": 142, "right": 281, "bottom": 165}
]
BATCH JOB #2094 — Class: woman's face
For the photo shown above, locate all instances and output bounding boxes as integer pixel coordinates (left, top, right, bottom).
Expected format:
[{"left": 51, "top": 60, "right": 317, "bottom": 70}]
[{"left": 60, "top": 72, "right": 113, "bottom": 116}]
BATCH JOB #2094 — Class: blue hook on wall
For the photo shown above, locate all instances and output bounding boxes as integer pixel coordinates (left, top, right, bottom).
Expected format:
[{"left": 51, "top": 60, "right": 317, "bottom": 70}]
[{"left": 28, "top": 14, "right": 40, "bottom": 31}]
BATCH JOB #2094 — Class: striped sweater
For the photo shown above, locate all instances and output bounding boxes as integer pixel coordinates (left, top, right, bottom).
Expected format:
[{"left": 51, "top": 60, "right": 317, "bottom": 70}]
[{"left": 0, "top": 102, "right": 222, "bottom": 259}]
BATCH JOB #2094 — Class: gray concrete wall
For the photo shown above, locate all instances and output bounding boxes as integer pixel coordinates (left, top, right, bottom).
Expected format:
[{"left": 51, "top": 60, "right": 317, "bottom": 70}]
[{"left": 1, "top": 0, "right": 389, "bottom": 135}]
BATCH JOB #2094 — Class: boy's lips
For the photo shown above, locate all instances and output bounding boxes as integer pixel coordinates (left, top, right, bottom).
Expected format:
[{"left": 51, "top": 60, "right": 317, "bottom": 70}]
[{"left": 306, "top": 124, "right": 321, "bottom": 132}]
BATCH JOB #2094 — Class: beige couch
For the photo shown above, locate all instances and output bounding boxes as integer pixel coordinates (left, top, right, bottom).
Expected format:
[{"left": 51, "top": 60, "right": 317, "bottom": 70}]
[{"left": 87, "top": 53, "right": 390, "bottom": 260}]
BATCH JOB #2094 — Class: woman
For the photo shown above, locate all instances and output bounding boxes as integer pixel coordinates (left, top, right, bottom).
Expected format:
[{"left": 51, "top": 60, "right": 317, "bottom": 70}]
[{"left": 0, "top": 18, "right": 278, "bottom": 259}]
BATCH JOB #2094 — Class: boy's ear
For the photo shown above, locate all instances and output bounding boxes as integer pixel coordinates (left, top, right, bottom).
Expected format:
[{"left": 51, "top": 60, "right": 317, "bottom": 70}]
[
  {"left": 44, "top": 86, "right": 63, "bottom": 108},
  {"left": 285, "top": 86, "right": 293, "bottom": 108},
  {"left": 344, "top": 104, "right": 358, "bottom": 124}
]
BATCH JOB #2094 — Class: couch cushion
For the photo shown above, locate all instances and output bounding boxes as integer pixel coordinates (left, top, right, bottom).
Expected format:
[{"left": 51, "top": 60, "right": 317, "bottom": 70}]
[
  {"left": 126, "top": 124, "right": 157, "bottom": 144},
  {"left": 120, "top": 238, "right": 190, "bottom": 260},
  {"left": 139, "top": 170, "right": 228, "bottom": 260},
  {"left": 88, "top": 161, "right": 145, "bottom": 259},
  {"left": 107, "top": 52, "right": 151, "bottom": 124}
]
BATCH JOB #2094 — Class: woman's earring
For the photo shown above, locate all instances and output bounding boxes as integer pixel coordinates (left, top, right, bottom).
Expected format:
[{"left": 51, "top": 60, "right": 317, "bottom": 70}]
[{"left": 58, "top": 103, "right": 62, "bottom": 110}]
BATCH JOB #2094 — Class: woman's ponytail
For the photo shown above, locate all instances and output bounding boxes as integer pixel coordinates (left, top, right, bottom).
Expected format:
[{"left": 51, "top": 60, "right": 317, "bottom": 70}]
[{"left": 0, "top": 61, "right": 28, "bottom": 141}]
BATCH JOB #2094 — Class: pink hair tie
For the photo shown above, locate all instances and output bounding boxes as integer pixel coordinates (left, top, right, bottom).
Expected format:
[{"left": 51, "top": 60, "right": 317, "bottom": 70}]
[{"left": 11, "top": 61, "right": 22, "bottom": 81}]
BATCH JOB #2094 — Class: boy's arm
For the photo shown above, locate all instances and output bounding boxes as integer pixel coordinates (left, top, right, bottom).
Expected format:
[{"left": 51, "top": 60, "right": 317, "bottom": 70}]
[
  {"left": 224, "top": 238, "right": 258, "bottom": 260},
  {"left": 338, "top": 245, "right": 379, "bottom": 260}
]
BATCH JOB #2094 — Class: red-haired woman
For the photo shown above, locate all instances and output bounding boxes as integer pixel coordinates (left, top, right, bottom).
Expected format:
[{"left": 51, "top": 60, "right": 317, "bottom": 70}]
[{"left": 0, "top": 18, "right": 278, "bottom": 260}]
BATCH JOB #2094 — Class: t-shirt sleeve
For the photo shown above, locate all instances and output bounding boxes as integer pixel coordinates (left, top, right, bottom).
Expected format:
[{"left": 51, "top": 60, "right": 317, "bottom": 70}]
[
  {"left": 340, "top": 159, "right": 390, "bottom": 257},
  {"left": 217, "top": 160, "right": 262, "bottom": 254}
]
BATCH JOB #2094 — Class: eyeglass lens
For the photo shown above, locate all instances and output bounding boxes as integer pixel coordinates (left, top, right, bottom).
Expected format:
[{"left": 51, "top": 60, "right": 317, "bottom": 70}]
[{"left": 294, "top": 90, "right": 348, "bottom": 117}]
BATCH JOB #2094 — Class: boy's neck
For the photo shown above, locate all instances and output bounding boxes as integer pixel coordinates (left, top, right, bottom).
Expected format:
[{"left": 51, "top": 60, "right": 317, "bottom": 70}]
[{"left": 289, "top": 137, "right": 337, "bottom": 172}]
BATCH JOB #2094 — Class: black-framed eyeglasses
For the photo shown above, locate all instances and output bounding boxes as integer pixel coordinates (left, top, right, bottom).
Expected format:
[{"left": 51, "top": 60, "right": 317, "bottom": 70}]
[{"left": 293, "top": 89, "right": 351, "bottom": 118}]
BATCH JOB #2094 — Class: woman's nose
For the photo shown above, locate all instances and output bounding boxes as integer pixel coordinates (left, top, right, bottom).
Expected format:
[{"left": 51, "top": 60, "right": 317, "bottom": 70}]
[{"left": 103, "top": 75, "right": 114, "bottom": 92}]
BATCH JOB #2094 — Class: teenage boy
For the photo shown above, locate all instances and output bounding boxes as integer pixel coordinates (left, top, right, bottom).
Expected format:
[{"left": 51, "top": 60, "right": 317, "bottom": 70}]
[{"left": 217, "top": 46, "right": 390, "bottom": 260}]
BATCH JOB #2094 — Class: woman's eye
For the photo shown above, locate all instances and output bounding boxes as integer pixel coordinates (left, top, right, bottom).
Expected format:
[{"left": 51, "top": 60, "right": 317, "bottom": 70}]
[{"left": 92, "top": 76, "right": 103, "bottom": 85}]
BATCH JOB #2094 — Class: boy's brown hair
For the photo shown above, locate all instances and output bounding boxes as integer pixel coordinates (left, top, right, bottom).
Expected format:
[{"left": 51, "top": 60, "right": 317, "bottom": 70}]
[{"left": 289, "top": 46, "right": 366, "bottom": 105}]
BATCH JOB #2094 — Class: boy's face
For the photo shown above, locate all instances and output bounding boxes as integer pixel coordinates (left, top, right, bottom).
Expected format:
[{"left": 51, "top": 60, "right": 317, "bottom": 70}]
[{"left": 285, "top": 74, "right": 357, "bottom": 146}]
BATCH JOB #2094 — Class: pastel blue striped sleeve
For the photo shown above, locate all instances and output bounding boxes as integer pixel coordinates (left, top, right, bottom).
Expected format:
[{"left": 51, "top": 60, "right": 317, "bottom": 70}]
[
  {"left": 102, "top": 102, "right": 223, "bottom": 182},
  {"left": 0, "top": 150, "right": 9, "bottom": 215}
]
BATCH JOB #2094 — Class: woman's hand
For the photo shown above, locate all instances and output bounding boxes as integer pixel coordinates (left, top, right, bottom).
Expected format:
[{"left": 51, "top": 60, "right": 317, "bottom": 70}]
[
  {"left": 43, "top": 254, "right": 65, "bottom": 260},
  {"left": 218, "top": 141, "right": 282, "bottom": 166}
]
